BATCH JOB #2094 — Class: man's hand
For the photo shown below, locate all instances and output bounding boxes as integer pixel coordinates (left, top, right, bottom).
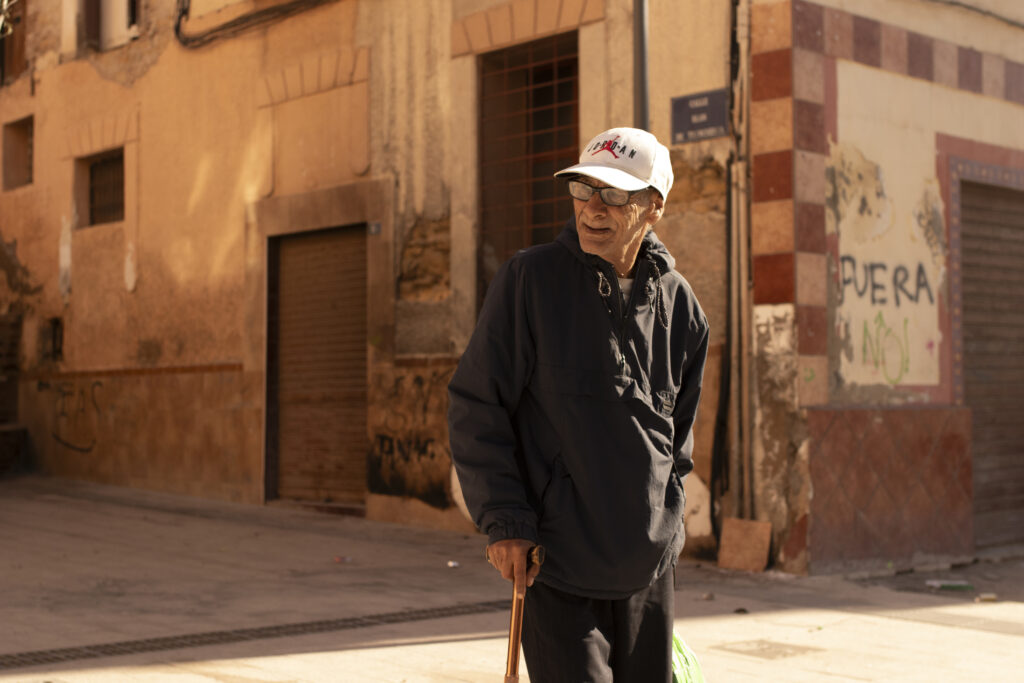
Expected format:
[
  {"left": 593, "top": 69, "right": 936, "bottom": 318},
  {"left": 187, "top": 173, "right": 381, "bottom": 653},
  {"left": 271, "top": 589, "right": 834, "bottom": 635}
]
[{"left": 486, "top": 538, "right": 541, "bottom": 587}]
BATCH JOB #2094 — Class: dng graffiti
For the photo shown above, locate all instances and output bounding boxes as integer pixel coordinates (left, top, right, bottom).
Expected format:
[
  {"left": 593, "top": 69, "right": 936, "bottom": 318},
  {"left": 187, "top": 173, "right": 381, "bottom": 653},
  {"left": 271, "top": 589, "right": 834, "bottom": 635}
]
[
  {"left": 367, "top": 364, "right": 456, "bottom": 508},
  {"left": 371, "top": 433, "right": 437, "bottom": 463}
]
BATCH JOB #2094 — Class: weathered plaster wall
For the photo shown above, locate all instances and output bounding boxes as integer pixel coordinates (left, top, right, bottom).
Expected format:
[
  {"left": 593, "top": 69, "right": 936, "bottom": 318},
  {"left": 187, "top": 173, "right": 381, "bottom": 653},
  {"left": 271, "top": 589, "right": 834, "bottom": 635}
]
[
  {"left": 20, "top": 367, "right": 262, "bottom": 501},
  {"left": 648, "top": 0, "right": 731, "bottom": 145},
  {"left": 358, "top": 0, "right": 454, "bottom": 357},
  {"left": 807, "top": 406, "right": 973, "bottom": 573},
  {"left": 659, "top": 146, "right": 731, "bottom": 556},
  {"left": 831, "top": 61, "right": 1024, "bottom": 401},
  {"left": 829, "top": 140, "right": 944, "bottom": 390},
  {"left": 1, "top": 1, "right": 363, "bottom": 502},
  {"left": 749, "top": 0, "right": 1024, "bottom": 572},
  {"left": 366, "top": 360, "right": 462, "bottom": 513},
  {"left": 751, "top": 303, "right": 810, "bottom": 572}
]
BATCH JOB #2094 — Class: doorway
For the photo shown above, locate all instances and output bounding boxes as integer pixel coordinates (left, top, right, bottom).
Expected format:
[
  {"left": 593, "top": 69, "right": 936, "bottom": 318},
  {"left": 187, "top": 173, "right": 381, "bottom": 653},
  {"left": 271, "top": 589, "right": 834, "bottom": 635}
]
[{"left": 266, "top": 224, "right": 368, "bottom": 507}]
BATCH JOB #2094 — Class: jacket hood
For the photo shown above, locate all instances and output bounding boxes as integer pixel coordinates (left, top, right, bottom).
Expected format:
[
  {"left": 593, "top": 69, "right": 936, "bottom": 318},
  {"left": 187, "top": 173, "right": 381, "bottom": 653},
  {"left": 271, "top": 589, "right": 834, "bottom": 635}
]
[{"left": 556, "top": 215, "right": 676, "bottom": 275}]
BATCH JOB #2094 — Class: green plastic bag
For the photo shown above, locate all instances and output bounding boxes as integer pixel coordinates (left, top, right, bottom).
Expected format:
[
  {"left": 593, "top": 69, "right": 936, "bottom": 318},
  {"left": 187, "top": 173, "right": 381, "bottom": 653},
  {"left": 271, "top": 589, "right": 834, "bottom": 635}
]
[{"left": 672, "top": 631, "right": 706, "bottom": 683}]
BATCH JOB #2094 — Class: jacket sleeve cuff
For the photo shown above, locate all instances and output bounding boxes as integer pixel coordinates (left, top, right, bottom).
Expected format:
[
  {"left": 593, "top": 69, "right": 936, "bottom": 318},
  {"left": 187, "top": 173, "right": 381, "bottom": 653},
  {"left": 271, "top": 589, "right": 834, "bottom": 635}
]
[{"left": 486, "top": 520, "right": 539, "bottom": 546}]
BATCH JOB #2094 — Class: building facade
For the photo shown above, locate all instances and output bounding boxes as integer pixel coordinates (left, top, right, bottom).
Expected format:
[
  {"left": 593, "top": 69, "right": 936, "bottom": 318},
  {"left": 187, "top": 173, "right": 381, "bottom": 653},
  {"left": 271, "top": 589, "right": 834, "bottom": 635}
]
[{"left": 0, "top": 0, "right": 1020, "bottom": 573}]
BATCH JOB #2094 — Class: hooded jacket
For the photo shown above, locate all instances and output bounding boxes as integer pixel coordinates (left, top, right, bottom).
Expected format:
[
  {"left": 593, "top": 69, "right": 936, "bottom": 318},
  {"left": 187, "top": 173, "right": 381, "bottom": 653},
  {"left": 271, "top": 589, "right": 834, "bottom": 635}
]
[{"left": 448, "top": 219, "right": 709, "bottom": 599}]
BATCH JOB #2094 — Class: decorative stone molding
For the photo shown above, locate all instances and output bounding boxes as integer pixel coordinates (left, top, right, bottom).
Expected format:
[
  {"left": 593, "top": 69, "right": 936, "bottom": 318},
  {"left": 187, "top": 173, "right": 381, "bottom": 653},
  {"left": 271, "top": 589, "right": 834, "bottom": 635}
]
[
  {"left": 257, "top": 46, "right": 369, "bottom": 108},
  {"left": 64, "top": 108, "right": 139, "bottom": 159},
  {"left": 792, "top": 0, "right": 1024, "bottom": 105},
  {"left": 451, "top": 0, "right": 604, "bottom": 57}
]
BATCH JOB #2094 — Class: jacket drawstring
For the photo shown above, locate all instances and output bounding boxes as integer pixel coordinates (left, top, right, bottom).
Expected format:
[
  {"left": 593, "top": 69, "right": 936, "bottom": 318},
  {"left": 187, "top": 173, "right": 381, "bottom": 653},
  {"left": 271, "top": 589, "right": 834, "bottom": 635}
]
[
  {"left": 596, "top": 269, "right": 613, "bottom": 314},
  {"left": 647, "top": 257, "right": 670, "bottom": 330},
  {"left": 596, "top": 259, "right": 668, "bottom": 330}
]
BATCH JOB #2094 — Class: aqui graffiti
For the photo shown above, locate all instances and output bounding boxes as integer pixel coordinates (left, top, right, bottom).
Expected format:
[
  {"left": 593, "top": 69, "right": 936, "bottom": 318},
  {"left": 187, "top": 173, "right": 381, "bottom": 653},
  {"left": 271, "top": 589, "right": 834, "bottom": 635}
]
[{"left": 861, "top": 311, "right": 909, "bottom": 385}]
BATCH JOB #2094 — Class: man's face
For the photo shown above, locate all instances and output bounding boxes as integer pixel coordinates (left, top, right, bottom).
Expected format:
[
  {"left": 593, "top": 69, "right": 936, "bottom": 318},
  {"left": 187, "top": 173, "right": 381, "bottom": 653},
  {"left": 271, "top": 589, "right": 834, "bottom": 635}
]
[{"left": 572, "top": 178, "right": 664, "bottom": 274}]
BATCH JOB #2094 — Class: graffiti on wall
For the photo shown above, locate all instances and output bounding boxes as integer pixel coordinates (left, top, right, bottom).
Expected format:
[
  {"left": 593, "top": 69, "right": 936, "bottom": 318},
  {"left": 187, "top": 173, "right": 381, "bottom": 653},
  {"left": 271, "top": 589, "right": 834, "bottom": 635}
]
[
  {"left": 828, "top": 143, "right": 945, "bottom": 388},
  {"left": 41, "top": 379, "right": 104, "bottom": 452},
  {"left": 839, "top": 255, "right": 937, "bottom": 385},
  {"left": 398, "top": 217, "right": 451, "bottom": 303},
  {"left": 839, "top": 256, "right": 934, "bottom": 308},
  {"left": 367, "top": 363, "right": 456, "bottom": 509}
]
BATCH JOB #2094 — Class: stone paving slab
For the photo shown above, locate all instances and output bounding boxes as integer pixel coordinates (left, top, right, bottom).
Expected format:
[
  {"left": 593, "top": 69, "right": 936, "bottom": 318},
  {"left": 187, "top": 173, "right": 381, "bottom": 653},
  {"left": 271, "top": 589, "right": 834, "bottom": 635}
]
[{"left": 3, "top": 475, "right": 1024, "bottom": 682}]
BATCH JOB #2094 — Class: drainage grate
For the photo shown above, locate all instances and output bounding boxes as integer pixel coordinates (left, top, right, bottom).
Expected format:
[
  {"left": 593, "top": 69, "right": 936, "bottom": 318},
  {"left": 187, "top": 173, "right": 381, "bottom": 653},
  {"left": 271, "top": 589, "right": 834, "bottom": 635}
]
[{"left": 0, "top": 600, "right": 508, "bottom": 670}]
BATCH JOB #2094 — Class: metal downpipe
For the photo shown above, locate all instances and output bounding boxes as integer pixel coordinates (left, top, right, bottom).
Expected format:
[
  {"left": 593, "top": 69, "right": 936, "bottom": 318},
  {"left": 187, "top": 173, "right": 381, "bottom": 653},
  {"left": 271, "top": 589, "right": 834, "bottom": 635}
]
[{"left": 634, "top": 0, "right": 649, "bottom": 131}]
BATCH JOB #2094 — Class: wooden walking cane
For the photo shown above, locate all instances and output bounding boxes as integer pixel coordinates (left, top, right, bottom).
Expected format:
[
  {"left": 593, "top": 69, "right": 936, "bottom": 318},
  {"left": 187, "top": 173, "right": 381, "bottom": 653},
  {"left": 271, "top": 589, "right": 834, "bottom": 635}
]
[{"left": 504, "top": 545, "right": 545, "bottom": 683}]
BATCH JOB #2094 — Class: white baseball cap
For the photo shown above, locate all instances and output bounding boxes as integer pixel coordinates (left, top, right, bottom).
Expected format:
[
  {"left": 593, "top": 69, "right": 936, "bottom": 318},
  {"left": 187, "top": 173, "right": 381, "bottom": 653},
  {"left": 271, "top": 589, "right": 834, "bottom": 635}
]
[{"left": 554, "top": 127, "right": 673, "bottom": 200}]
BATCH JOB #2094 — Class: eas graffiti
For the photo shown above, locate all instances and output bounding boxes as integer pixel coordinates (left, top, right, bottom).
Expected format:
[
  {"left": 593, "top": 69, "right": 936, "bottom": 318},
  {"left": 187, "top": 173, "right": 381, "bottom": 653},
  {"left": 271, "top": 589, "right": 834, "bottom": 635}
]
[{"left": 40, "top": 379, "right": 104, "bottom": 452}]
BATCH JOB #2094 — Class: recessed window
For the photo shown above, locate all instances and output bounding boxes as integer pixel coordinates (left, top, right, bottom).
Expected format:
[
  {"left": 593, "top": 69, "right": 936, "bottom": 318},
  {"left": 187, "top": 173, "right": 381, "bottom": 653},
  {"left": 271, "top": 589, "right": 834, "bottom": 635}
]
[
  {"left": 84, "top": 0, "right": 141, "bottom": 51},
  {"left": 75, "top": 148, "right": 124, "bottom": 227},
  {"left": 0, "top": 0, "right": 27, "bottom": 85},
  {"left": 44, "top": 317, "right": 63, "bottom": 362},
  {"left": 2, "top": 115, "right": 33, "bottom": 190},
  {"left": 477, "top": 32, "right": 579, "bottom": 304}
]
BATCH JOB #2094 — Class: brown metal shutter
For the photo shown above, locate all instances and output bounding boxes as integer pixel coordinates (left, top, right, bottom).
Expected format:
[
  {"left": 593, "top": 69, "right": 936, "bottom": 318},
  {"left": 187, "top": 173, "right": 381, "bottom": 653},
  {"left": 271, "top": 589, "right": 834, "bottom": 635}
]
[
  {"left": 961, "top": 181, "right": 1024, "bottom": 548},
  {"left": 0, "top": 315, "right": 20, "bottom": 423},
  {"left": 271, "top": 225, "right": 367, "bottom": 505}
]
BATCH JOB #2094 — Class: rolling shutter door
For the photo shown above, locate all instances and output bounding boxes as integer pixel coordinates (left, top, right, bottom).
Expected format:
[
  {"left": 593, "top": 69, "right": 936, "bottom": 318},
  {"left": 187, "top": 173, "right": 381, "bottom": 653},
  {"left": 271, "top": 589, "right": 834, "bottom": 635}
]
[
  {"left": 273, "top": 225, "right": 367, "bottom": 504},
  {"left": 961, "top": 181, "right": 1024, "bottom": 548}
]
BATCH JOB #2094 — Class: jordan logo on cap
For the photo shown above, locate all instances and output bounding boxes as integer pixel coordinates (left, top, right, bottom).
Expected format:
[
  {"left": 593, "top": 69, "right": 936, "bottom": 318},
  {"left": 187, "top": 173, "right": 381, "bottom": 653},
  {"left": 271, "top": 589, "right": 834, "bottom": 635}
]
[
  {"left": 588, "top": 135, "right": 638, "bottom": 160},
  {"left": 591, "top": 135, "right": 621, "bottom": 158}
]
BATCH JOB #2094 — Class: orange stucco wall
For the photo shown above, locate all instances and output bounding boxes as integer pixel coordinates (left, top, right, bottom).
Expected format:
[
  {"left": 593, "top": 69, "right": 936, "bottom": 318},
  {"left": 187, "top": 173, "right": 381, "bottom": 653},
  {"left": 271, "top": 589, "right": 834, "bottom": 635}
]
[{"left": 1, "top": 0, "right": 367, "bottom": 503}]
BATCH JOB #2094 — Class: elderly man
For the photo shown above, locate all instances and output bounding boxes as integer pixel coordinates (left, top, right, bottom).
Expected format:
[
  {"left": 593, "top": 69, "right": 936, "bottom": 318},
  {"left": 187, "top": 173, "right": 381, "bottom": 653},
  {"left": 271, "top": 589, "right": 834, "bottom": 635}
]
[{"left": 449, "top": 127, "right": 708, "bottom": 681}]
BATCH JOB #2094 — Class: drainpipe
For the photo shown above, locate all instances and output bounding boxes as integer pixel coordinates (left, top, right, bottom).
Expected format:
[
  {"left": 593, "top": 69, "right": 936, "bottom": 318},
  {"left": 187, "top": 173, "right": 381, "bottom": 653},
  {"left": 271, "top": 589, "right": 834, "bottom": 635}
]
[
  {"left": 731, "top": 0, "right": 753, "bottom": 520},
  {"left": 634, "top": 0, "right": 649, "bottom": 131}
]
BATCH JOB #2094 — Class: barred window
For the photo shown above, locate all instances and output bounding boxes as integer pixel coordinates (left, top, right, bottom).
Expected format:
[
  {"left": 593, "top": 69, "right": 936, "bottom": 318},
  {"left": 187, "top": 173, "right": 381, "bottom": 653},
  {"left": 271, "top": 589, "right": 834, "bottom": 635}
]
[
  {"left": 478, "top": 32, "right": 579, "bottom": 303},
  {"left": 2, "top": 115, "right": 32, "bottom": 190},
  {"left": 75, "top": 148, "right": 124, "bottom": 227},
  {"left": 89, "top": 150, "right": 124, "bottom": 225}
]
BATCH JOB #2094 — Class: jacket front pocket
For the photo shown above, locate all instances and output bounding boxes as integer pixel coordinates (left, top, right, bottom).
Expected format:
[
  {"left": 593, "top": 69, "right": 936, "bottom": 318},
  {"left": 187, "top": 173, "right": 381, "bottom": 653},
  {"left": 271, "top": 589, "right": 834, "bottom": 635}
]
[{"left": 533, "top": 363, "right": 598, "bottom": 397}]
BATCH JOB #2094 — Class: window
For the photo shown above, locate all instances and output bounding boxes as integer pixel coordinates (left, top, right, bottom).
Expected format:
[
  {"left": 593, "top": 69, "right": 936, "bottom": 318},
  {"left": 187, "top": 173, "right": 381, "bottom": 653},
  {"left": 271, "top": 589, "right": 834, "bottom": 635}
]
[
  {"left": 2, "top": 115, "right": 32, "bottom": 190},
  {"left": 43, "top": 317, "right": 63, "bottom": 362},
  {"left": 75, "top": 148, "right": 124, "bottom": 227},
  {"left": 0, "top": 0, "right": 27, "bottom": 85},
  {"left": 84, "top": 0, "right": 140, "bottom": 51},
  {"left": 478, "top": 32, "right": 579, "bottom": 302}
]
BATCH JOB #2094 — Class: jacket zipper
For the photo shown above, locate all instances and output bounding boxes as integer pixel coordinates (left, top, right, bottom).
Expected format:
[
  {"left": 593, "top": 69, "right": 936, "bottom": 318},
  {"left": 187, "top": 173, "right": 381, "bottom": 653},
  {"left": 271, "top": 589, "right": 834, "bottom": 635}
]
[{"left": 604, "top": 260, "right": 648, "bottom": 371}]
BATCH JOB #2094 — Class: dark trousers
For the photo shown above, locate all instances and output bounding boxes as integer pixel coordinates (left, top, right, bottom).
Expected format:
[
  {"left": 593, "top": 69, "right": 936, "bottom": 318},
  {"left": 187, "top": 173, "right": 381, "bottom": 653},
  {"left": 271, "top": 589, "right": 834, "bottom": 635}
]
[{"left": 521, "top": 569, "right": 674, "bottom": 683}]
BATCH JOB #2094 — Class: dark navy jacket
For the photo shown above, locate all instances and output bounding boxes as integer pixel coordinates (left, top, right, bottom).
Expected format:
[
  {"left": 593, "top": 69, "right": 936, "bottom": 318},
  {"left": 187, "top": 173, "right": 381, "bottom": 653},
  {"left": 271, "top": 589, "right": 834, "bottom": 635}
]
[{"left": 448, "top": 220, "right": 709, "bottom": 599}]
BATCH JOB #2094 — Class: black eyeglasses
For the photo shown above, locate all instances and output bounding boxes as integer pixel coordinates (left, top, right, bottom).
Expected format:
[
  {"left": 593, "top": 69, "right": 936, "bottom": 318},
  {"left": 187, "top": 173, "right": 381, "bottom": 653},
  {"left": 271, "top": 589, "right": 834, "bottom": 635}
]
[{"left": 567, "top": 180, "right": 645, "bottom": 207}]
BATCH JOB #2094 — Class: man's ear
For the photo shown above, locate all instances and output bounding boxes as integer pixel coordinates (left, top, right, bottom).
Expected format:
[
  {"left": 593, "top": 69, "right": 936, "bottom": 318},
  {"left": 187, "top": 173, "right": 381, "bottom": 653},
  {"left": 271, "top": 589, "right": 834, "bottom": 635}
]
[{"left": 647, "top": 193, "right": 665, "bottom": 226}]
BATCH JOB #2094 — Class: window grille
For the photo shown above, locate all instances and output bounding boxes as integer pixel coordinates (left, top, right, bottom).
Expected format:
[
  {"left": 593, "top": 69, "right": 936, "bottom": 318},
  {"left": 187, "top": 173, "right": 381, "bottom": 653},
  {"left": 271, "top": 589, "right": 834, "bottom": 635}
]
[
  {"left": 88, "top": 149, "right": 124, "bottom": 225},
  {"left": 478, "top": 32, "right": 579, "bottom": 302}
]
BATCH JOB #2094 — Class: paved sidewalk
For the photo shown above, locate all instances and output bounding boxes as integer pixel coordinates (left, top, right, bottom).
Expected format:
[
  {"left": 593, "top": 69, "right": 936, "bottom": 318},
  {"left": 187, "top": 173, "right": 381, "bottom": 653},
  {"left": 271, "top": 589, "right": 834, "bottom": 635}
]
[{"left": 2, "top": 475, "right": 1023, "bottom": 682}]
